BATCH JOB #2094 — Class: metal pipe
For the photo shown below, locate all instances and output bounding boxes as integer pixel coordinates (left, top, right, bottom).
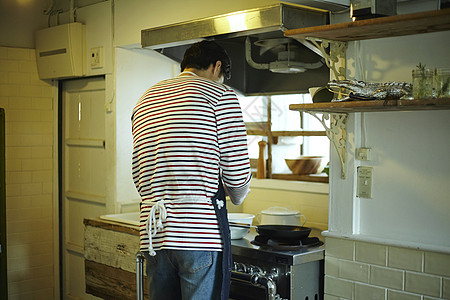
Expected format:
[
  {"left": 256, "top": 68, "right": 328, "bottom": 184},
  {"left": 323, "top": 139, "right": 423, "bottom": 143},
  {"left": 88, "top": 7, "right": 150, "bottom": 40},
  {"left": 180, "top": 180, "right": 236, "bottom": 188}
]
[{"left": 136, "top": 252, "right": 145, "bottom": 300}]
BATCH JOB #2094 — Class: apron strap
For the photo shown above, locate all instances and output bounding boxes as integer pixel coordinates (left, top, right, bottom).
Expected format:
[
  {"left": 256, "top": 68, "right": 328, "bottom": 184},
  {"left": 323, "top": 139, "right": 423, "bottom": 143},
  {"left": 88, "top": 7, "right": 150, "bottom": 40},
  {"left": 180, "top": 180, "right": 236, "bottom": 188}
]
[{"left": 211, "top": 177, "right": 232, "bottom": 300}]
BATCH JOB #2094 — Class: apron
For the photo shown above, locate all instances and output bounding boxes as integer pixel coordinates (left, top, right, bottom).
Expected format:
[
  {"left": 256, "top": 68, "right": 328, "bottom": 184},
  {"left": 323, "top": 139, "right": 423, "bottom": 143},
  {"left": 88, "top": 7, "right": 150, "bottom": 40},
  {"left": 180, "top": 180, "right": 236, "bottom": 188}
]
[{"left": 211, "top": 177, "right": 232, "bottom": 300}]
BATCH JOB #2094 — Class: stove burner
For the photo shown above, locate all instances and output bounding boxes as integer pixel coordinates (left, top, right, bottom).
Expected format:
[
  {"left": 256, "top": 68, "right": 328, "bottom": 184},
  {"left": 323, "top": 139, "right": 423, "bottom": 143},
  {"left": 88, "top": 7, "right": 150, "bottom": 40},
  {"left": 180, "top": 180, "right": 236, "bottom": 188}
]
[{"left": 251, "top": 235, "right": 323, "bottom": 251}]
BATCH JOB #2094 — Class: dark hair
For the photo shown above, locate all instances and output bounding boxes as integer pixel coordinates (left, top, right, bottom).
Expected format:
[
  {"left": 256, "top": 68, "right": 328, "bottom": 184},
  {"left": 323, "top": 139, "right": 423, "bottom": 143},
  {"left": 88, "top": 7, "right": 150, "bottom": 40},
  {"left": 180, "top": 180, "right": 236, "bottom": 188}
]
[{"left": 181, "top": 41, "right": 231, "bottom": 80}]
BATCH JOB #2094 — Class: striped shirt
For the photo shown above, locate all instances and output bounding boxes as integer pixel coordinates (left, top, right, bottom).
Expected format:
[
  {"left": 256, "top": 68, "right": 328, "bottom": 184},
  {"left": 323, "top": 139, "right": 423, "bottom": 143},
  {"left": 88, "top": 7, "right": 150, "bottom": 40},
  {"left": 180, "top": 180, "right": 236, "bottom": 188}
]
[{"left": 132, "top": 71, "right": 251, "bottom": 252}]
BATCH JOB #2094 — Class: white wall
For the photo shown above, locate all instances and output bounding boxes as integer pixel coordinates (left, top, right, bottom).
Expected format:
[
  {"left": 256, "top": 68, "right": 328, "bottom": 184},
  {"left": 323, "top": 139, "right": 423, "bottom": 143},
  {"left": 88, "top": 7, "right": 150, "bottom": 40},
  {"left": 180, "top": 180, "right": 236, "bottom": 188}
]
[
  {"left": 328, "top": 4, "right": 450, "bottom": 250},
  {"left": 115, "top": 47, "right": 177, "bottom": 207}
]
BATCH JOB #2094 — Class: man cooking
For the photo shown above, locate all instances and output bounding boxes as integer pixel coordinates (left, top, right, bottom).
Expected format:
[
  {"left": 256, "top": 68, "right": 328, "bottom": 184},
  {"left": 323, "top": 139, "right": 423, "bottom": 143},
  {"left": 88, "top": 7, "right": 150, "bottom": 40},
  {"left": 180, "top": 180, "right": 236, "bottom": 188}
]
[{"left": 131, "top": 40, "right": 252, "bottom": 300}]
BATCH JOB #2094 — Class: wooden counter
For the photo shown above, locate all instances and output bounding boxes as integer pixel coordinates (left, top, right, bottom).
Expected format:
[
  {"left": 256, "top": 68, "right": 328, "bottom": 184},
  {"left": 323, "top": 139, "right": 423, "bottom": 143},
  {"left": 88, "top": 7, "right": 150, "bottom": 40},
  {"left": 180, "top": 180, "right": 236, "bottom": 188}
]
[{"left": 84, "top": 218, "right": 149, "bottom": 300}]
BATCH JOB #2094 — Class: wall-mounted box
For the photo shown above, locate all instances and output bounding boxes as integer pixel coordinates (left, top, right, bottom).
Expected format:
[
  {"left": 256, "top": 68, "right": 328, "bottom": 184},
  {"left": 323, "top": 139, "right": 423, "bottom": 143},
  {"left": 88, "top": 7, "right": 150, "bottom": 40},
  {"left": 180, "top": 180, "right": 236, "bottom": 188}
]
[{"left": 35, "top": 22, "right": 86, "bottom": 79}]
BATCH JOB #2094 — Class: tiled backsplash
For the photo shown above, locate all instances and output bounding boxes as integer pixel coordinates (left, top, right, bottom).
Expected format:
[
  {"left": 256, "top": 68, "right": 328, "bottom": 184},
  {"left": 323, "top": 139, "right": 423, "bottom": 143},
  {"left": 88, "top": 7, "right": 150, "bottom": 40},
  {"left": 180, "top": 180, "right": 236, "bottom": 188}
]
[
  {"left": 1, "top": 46, "right": 55, "bottom": 299},
  {"left": 324, "top": 237, "right": 450, "bottom": 299}
]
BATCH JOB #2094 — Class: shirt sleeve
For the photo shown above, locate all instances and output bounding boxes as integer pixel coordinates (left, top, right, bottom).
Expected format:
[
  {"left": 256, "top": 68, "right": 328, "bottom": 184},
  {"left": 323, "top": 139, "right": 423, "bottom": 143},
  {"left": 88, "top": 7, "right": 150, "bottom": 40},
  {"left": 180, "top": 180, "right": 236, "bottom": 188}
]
[{"left": 216, "top": 88, "right": 252, "bottom": 205}]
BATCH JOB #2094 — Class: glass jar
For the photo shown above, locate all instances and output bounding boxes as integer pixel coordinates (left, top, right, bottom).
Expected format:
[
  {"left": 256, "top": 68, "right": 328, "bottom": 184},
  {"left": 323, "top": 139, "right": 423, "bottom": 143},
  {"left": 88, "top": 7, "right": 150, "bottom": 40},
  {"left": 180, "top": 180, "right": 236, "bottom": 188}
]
[
  {"left": 435, "top": 68, "right": 450, "bottom": 98},
  {"left": 412, "top": 68, "right": 433, "bottom": 99}
]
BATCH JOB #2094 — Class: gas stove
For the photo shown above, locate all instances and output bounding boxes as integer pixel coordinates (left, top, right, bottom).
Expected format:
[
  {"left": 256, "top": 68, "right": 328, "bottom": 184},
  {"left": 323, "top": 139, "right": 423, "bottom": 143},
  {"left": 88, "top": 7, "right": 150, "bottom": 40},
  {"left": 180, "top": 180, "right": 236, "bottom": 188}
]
[{"left": 230, "top": 229, "right": 324, "bottom": 300}]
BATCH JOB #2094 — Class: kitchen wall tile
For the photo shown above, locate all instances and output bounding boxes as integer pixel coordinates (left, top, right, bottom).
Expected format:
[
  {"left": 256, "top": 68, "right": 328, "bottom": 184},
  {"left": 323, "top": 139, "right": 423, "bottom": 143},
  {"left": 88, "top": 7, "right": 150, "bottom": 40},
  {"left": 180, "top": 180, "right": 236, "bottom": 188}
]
[
  {"left": 324, "top": 294, "right": 345, "bottom": 300},
  {"left": 6, "top": 146, "right": 32, "bottom": 159},
  {"left": 356, "top": 241, "right": 387, "bottom": 266},
  {"left": 0, "top": 84, "right": 20, "bottom": 97},
  {"left": 405, "top": 271, "right": 441, "bottom": 297},
  {"left": 326, "top": 237, "right": 354, "bottom": 260},
  {"left": 324, "top": 275, "right": 354, "bottom": 299},
  {"left": 7, "top": 171, "right": 32, "bottom": 184},
  {"left": 0, "top": 72, "right": 8, "bottom": 84},
  {"left": 355, "top": 282, "right": 386, "bottom": 300},
  {"left": 0, "top": 47, "right": 7, "bottom": 58},
  {"left": 32, "top": 97, "right": 53, "bottom": 110},
  {"left": 443, "top": 277, "right": 450, "bottom": 299},
  {"left": 370, "top": 265, "right": 404, "bottom": 290},
  {"left": 424, "top": 252, "right": 450, "bottom": 277},
  {"left": 388, "top": 246, "right": 423, "bottom": 272},
  {"left": 18, "top": 60, "right": 38, "bottom": 74},
  {"left": 325, "top": 256, "right": 339, "bottom": 277},
  {"left": 4, "top": 47, "right": 55, "bottom": 300},
  {"left": 387, "top": 290, "right": 421, "bottom": 300},
  {"left": 423, "top": 297, "right": 445, "bottom": 300},
  {"left": 9, "top": 96, "right": 32, "bottom": 109},
  {"left": 339, "top": 260, "right": 369, "bottom": 283},
  {"left": 8, "top": 72, "right": 31, "bottom": 84},
  {"left": 7, "top": 47, "right": 32, "bottom": 61},
  {"left": 0, "top": 96, "right": 8, "bottom": 107},
  {"left": 0, "top": 60, "right": 19, "bottom": 72}
]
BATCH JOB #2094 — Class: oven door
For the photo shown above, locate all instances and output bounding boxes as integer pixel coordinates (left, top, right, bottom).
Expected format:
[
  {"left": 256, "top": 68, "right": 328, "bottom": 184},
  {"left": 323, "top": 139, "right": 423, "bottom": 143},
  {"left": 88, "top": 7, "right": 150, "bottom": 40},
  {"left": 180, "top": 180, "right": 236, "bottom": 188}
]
[{"left": 229, "top": 269, "right": 290, "bottom": 300}]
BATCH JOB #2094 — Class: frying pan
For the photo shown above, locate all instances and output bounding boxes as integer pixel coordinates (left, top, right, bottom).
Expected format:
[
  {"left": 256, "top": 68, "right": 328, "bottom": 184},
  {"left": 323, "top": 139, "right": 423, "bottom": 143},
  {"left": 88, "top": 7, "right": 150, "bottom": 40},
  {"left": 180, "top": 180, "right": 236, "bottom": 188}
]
[{"left": 255, "top": 225, "right": 311, "bottom": 240}]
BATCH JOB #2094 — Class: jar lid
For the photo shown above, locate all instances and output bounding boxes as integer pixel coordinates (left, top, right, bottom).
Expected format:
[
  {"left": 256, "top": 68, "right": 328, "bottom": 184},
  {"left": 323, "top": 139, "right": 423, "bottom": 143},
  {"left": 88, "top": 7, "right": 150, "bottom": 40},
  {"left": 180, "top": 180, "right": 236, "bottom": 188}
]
[{"left": 261, "top": 206, "right": 299, "bottom": 216}]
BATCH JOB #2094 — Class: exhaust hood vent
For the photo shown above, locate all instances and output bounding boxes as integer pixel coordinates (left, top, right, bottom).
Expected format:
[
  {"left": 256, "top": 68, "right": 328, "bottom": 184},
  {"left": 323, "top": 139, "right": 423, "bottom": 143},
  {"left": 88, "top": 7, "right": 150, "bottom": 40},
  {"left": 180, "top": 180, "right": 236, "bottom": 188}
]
[{"left": 141, "top": 4, "right": 330, "bottom": 95}]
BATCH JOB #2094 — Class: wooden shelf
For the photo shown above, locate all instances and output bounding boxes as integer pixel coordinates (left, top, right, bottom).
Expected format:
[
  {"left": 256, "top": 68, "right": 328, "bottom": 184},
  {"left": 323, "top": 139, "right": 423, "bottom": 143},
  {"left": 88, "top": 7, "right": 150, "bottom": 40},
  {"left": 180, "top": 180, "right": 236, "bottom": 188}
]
[
  {"left": 272, "top": 173, "right": 329, "bottom": 183},
  {"left": 289, "top": 98, "right": 450, "bottom": 113},
  {"left": 284, "top": 8, "right": 450, "bottom": 41}
]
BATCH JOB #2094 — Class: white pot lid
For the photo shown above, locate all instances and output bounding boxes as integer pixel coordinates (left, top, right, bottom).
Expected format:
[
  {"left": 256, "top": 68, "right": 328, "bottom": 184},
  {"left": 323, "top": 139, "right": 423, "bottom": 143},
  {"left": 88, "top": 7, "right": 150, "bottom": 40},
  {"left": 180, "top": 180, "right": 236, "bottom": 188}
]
[{"left": 261, "top": 206, "right": 299, "bottom": 216}]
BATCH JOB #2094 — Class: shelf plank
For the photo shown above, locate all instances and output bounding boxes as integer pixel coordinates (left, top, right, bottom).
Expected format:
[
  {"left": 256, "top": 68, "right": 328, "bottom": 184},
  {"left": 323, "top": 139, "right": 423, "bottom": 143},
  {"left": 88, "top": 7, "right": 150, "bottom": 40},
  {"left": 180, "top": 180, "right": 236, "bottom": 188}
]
[
  {"left": 272, "top": 131, "right": 326, "bottom": 137},
  {"left": 285, "top": 8, "right": 450, "bottom": 41},
  {"left": 272, "top": 173, "right": 329, "bottom": 183},
  {"left": 289, "top": 98, "right": 450, "bottom": 113}
]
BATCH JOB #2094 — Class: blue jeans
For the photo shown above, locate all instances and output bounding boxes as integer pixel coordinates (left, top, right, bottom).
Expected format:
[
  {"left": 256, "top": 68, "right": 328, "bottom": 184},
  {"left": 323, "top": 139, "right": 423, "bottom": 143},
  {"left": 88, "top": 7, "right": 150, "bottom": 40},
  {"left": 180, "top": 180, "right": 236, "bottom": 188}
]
[{"left": 143, "top": 250, "right": 223, "bottom": 300}]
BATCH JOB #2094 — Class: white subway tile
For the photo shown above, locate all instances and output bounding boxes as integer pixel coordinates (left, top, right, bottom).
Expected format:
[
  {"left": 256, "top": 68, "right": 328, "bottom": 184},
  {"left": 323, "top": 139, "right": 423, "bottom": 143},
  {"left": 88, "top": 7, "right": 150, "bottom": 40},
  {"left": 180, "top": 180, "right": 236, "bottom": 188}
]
[
  {"left": 370, "top": 265, "right": 404, "bottom": 290},
  {"left": 0, "top": 60, "right": 19, "bottom": 72},
  {"left": 325, "top": 275, "right": 354, "bottom": 299},
  {"left": 30, "top": 146, "right": 53, "bottom": 159},
  {"left": 8, "top": 72, "right": 31, "bottom": 84},
  {"left": 326, "top": 256, "right": 340, "bottom": 277},
  {"left": 8, "top": 96, "right": 32, "bottom": 109},
  {"left": 32, "top": 97, "right": 53, "bottom": 110},
  {"left": 443, "top": 277, "right": 450, "bottom": 299},
  {"left": 0, "top": 71, "right": 7, "bottom": 84},
  {"left": 6, "top": 146, "right": 32, "bottom": 159},
  {"left": 387, "top": 290, "right": 421, "bottom": 300},
  {"left": 388, "top": 246, "right": 423, "bottom": 272},
  {"left": 7, "top": 48, "right": 32, "bottom": 61},
  {"left": 405, "top": 271, "right": 441, "bottom": 297},
  {"left": 326, "top": 237, "right": 354, "bottom": 260},
  {"left": 0, "top": 47, "right": 7, "bottom": 58},
  {"left": 0, "top": 96, "right": 8, "bottom": 107},
  {"left": 0, "top": 84, "right": 20, "bottom": 97},
  {"left": 18, "top": 60, "right": 38, "bottom": 73},
  {"left": 355, "top": 282, "right": 386, "bottom": 300},
  {"left": 339, "top": 260, "right": 369, "bottom": 283},
  {"left": 356, "top": 241, "right": 387, "bottom": 266},
  {"left": 20, "top": 183, "right": 43, "bottom": 196},
  {"left": 324, "top": 294, "right": 344, "bottom": 300},
  {"left": 424, "top": 252, "right": 450, "bottom": 277},
  {"left": 6, "top": 171, "right": 32, "bottom": 184},
  {"left": 19, "top": 85, "right": 44, "bottom": 98}
]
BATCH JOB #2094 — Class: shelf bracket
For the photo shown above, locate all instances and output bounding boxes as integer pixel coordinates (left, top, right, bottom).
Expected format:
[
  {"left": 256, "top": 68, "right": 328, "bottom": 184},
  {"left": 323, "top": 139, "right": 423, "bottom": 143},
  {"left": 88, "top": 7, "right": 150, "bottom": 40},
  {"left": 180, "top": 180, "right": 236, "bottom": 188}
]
[
  {"left": 307, "top": 112, "right": 348, "bottom": 179},
  {"left": 301, "top": 37, "right": 347, "bottom": 81}
]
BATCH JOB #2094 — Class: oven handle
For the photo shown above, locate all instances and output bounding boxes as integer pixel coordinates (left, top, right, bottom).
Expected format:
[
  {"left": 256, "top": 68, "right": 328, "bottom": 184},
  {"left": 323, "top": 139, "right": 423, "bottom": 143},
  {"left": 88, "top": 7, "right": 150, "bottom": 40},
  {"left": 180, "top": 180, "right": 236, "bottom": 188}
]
[{"left": 231, "top": 271, "right": 281, "bottom": 300}]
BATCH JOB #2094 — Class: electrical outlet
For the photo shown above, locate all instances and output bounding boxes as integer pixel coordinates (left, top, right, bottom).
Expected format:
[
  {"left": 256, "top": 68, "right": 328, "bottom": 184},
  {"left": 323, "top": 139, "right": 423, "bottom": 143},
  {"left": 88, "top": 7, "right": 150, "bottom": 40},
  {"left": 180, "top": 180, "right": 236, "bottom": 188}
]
[
  {"left": 90, "top": 47, "right": 103, "bottom": 69},
  {"left": 357, "top": 166, "right": 373, "bottom": 198},
  {"left": 356, "top": 147, "right": 372, "bottom": 160}
]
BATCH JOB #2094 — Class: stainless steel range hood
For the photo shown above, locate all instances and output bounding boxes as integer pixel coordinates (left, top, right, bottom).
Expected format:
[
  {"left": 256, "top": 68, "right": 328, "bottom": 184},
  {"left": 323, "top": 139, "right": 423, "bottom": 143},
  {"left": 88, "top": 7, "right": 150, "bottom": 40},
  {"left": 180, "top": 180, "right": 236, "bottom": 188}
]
[{"left": 141, "top": 3, "right": 330, "bottom": 95}]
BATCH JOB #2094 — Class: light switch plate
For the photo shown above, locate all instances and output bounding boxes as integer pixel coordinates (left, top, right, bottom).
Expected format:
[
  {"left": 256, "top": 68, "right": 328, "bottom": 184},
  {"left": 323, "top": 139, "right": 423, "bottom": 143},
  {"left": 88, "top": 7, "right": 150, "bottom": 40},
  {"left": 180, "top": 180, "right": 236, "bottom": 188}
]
[
  {"left": 90, "top": 47, "right": 103, "bottom": 69},
  {"left": 357, "top": 166, "right": 373, "bottom": 198}
]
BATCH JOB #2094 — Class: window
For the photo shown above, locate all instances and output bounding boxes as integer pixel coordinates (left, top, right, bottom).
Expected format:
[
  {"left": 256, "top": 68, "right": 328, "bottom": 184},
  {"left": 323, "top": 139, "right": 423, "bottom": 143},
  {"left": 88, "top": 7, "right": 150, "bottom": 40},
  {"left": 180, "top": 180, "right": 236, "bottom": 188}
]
[{"left": 238, "top": 93, "right": 330, "bottom": 179}]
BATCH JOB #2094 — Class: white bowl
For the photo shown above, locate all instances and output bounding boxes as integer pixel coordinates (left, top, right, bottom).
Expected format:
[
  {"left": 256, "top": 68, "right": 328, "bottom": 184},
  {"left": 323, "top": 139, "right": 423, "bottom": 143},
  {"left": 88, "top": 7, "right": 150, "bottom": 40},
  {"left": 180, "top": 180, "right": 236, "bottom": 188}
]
[{"left": 228, "top": 213, "right": 255, "bottom": 239}]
